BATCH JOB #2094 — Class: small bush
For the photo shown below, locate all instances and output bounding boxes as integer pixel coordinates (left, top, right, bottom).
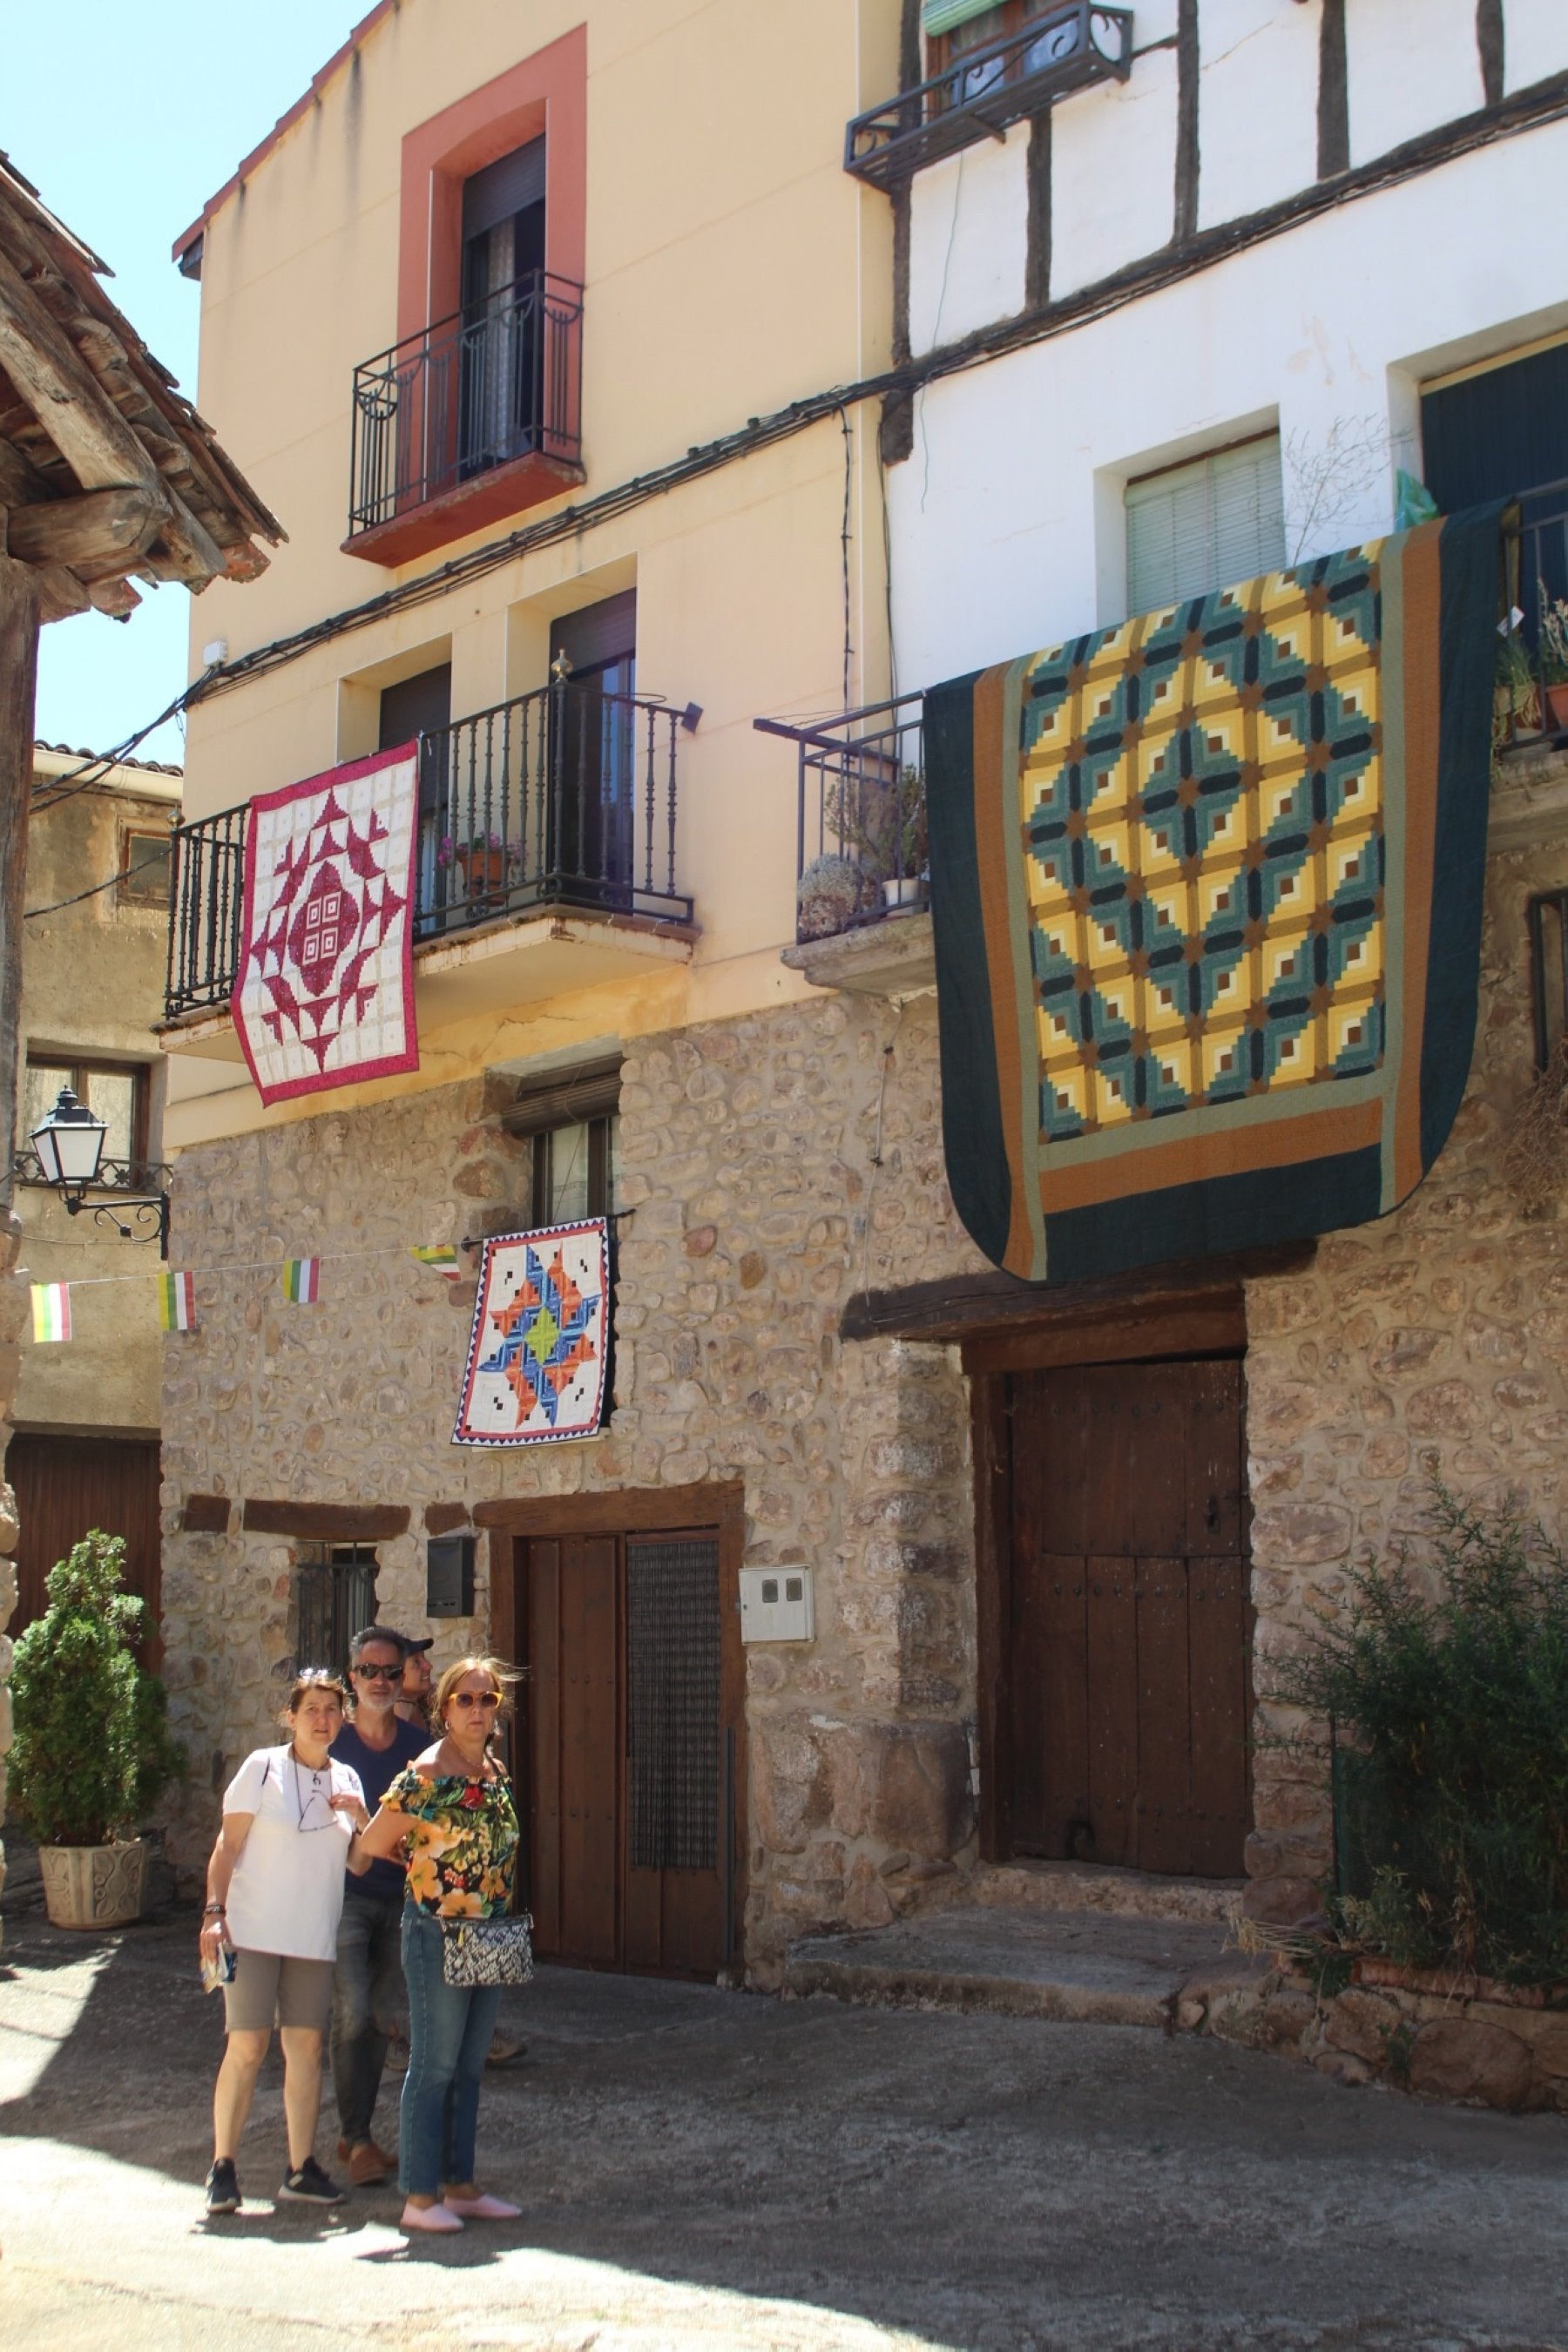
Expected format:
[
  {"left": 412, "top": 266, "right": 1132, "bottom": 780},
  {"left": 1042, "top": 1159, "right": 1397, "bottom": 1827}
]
[
  {"left": 10, "top": 1530, "right": 186, "bottom": 1848},
  {"left": 1269, "top": 1486, "right": 1568, "bottom": 1985}
]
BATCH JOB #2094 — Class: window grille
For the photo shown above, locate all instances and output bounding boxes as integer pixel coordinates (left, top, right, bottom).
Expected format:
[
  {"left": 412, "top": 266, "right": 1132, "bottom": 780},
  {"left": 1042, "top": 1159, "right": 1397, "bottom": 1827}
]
[
  {"left": 1126, "top": 435, "right": 1286, "bottom": 616},
  {"left": 625, "top": 1536, "right": 720, "bottom": 1872},
  {"left": 294, "top": 1544, "right": 379, "bottom": 1678}
]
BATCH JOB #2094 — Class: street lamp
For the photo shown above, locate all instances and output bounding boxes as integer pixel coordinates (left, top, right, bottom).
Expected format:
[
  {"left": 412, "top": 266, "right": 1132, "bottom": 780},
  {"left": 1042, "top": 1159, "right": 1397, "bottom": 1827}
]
[{"left": 29, "top": 1085, "right": 170, "bottom": 1257}]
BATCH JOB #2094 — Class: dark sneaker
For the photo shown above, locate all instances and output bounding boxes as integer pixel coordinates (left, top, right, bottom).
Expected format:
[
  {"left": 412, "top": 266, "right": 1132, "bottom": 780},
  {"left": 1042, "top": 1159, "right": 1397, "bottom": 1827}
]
[
  {"left": 277, "top": 2155, "right": 343, "bottom": 2205},
  {"left": 205, "top": 2158, "right": 241, "bottom": 2214}
]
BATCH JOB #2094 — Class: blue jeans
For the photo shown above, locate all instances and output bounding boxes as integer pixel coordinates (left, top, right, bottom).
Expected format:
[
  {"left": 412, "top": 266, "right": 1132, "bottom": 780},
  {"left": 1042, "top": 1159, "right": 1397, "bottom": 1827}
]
[
  {"left": 399, "top": 1905, "right": 503, "bottom": 2198},
  {"left": 331, "top": 1882, "right": 405, "bottom": 2146}
]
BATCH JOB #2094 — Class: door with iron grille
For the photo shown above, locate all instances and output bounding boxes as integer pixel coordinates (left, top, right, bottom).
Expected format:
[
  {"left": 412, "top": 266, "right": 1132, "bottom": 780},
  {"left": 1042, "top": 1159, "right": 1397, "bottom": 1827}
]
[{"left": 519, "top": 1519, "right": 740, "bottom": 1977}]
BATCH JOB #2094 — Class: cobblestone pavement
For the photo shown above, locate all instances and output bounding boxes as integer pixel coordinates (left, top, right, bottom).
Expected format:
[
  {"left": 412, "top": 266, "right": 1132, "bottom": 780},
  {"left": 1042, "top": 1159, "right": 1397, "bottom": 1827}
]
[{"left": 1, "top": 1892, "right": 1565, "bottom": 2352}]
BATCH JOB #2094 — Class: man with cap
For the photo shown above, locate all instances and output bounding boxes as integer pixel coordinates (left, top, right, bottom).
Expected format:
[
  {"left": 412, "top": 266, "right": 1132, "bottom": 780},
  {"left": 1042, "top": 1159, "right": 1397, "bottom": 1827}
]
[{"left": 329, "top": 1624, "right": 428, "bottom": 2184}]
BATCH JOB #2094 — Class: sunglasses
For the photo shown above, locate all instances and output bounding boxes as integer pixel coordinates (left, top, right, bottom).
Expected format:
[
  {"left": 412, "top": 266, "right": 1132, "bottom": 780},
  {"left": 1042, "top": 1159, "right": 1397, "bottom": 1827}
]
[
  {"left": 449, "top": 1690, "right": 501, "bottom": 1711},
  {"left": 354, "top": 1664, "right": 402, "bottom": 1681}
]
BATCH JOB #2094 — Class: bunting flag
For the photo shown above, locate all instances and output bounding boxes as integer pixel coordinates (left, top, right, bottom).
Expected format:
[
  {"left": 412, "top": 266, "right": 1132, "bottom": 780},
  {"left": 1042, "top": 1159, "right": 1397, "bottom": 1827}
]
[
  {"left": 281, "top": 1257, "right": 321, "bottom": 1304},
  {"left": 30, "top": 1282, "right": 71, "bottom": 1343},
  {"left": 453, "top": 1220, "right": 610, "bottom": 1446},
  {"left": 923, "top": 504, "right": 1503, "bottom": 1284},
  {"left": 158, "top": 1268, "right": 197, "bottom": 1332},
  {"left": 410, "top": 1243, "right": 462, "bottom": 1280},
  {"left": 232, "top": 742, "right": 420, "bottom": 1107}
]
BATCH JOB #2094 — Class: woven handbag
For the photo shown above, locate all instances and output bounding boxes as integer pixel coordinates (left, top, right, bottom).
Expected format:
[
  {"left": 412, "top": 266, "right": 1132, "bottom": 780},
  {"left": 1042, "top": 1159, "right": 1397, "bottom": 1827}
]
[{"left": 440, "top": 1912, "right": 535, "bottom": 1988}]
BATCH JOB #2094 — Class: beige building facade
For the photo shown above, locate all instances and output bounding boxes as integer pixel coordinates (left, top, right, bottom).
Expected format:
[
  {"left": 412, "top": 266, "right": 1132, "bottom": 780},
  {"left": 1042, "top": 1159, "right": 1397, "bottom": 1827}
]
[{"left": 156, "top": 0, "right": 1568, "bottom": 1987}]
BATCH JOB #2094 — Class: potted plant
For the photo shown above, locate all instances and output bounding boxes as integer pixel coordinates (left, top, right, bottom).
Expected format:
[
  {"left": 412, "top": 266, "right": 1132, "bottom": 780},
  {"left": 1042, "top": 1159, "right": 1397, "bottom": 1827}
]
[
  {"left": 437, "top": 829, "right": 509, "bottom": 901},
  {"left": 1494, "top": 622, "right": 1540, "bottom": 754},
  {"left": 824, "top": 763, "right": 929, "bottom": 916},
  {"left": 9, "top": 1530, "right": 186, "bottom": 1930},
  {"left": 1538, "top": 583, "right": 1568, "bottom": 733}
]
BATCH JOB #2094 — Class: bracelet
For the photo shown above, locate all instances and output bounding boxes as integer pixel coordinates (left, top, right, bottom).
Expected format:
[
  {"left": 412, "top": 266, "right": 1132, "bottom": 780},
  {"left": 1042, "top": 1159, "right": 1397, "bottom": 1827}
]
[{"left": 203, "top": 1903, "right": 226, "bottom": 1916}]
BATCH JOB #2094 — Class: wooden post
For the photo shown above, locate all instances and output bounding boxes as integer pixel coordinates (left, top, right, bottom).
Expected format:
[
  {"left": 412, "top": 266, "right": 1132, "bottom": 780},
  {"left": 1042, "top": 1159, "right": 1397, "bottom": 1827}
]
[
  {"left": 0, "top": 549, "right": 40, "bottom": 1932},
  {"left": 0, "top": 551, "right": 41, "bottom": 1213}
]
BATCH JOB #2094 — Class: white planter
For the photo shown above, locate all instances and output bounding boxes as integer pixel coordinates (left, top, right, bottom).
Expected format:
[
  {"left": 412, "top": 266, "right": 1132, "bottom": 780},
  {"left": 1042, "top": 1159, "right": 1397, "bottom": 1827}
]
[
  {"left": 882, "top": 876, "right": 925, "bottom": 915},
  {"left": 39, "top": 1837, "right": 149, "bottom": 1930}
]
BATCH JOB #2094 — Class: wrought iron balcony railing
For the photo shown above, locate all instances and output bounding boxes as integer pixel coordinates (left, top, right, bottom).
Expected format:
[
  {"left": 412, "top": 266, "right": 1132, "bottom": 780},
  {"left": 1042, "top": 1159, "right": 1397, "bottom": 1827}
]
[
  {"left": 844, "top": 3, "right": 1133, "bottom": 193},
  {"left": 756, "top": 693, "right": 926, "bottom": 946},
  {"left": 1498, "top": 477, "right": 1568, "bottom": 750},
  {"left": 164, "top": 677, "right": 693, "bottom": 1021},
  {"left": 348, "top": 269, "right": 584, "bottom": 537}
]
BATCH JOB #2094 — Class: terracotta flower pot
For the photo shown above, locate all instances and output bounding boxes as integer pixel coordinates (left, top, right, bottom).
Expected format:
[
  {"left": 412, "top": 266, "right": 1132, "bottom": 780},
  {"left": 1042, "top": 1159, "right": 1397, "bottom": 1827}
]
[
  {"left": 1545, "top": 684, "right": 1568, "bottom": 733},
  {"left": 39, "top": 1837, "right": 149, "bottom": 1930},
  {"left": 456, "top": 848, "right": 507, "bottom": 899}
]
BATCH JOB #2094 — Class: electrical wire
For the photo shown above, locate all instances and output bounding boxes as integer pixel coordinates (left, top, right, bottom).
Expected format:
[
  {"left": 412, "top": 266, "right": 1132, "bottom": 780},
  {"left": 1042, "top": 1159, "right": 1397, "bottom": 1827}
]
[{"left": 24, "top": 841, "right": 170, "bottom": 921}]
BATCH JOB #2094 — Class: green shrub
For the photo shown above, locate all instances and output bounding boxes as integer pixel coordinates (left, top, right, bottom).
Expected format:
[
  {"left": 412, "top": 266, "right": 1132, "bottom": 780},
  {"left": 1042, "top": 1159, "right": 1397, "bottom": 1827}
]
[
  {"left": 1270, "top": 1486, "right": 1568, "bottom": 1985},
  {"left": 10, "top": 1530, "right": 186, "bottom": 1847}
]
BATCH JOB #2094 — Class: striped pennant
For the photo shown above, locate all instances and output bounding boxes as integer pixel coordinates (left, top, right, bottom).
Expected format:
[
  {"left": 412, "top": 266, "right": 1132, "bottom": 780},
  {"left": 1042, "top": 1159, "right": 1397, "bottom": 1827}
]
[
  {"left": 30, "top": 1282, "right": 71, "bottom": 1343},
  {"left": 410, "top": 1243, "right": 461, "bottom": 1281},
  {"left": 158, "top": 1268, "right": 197, "bottom": 1332},
  {"left": 281, "top": 1257, "right": 321, "bottom": 1304}
]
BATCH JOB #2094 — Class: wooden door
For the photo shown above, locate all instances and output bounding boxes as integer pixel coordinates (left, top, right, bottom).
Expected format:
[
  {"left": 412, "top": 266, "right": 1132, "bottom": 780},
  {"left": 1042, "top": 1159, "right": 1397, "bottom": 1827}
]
[
  {"left": 6, "top": 1433, "right": 162, "bottom": 1663},
  {"left": 519, "top": 1517, "right": 739, "bottom": 1977},
  {"left": 1007, "top": 1359, "right": 1250, "bottom": 1876}
]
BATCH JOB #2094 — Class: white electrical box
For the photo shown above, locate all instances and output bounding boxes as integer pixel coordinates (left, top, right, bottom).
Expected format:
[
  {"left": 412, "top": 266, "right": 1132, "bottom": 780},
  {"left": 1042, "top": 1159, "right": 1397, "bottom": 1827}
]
[{"left": 740, "top": 1565, "right": 814, "bottom": 1643}]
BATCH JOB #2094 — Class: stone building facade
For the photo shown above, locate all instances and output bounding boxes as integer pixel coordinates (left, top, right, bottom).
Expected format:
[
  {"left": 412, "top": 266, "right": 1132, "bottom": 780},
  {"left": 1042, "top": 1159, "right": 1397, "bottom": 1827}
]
[{"left": 159, "top": 751, "right": 1568, "bottom": 1980}]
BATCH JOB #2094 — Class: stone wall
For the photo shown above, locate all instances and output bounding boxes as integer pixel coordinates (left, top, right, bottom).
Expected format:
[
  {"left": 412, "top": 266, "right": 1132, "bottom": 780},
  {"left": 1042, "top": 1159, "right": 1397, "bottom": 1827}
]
[
  {"left": 159, "top": 990, "right": 989, "bottom": 1979},
  {"left": 1240, "top": 779, "right": 1568, "bottom": 1927}
]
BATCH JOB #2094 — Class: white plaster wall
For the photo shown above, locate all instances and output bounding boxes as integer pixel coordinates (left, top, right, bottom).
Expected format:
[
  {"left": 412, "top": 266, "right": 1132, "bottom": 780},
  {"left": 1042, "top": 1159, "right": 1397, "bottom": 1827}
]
[
  {"left": 1504, "top": 0, "right": 1568, "bottom": 92},
  {"left": 908, "top": 125, "right": 1029, "bottom": 357},
  {"left": 1050, "top": 38, "right": 1179, "bottom": 298},
  {"left": 888, "top": 118, "right": 1568, "bottom": 689},
  {"left": 1196, "top": 0, "right": 1320, "bottom": 229},
  {"left": 1346, "top": 0, "right": 1483, "bottom": 166}
]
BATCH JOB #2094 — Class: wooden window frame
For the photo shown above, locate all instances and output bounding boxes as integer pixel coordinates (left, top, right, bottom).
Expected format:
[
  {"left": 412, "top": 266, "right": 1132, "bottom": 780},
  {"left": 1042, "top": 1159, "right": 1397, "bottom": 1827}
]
[
  {"left": 118, "top": 825, "right": 172, "bottom": 909},
  {"left": 22, "top": 1052, "right": 152, "bottom": 1186}
]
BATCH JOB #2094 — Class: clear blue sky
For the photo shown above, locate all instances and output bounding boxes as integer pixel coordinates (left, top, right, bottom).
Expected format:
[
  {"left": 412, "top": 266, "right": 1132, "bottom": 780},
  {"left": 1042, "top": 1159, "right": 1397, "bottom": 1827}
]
[{"left": 11, "top": 4, "right": 370, "bottom": 766}]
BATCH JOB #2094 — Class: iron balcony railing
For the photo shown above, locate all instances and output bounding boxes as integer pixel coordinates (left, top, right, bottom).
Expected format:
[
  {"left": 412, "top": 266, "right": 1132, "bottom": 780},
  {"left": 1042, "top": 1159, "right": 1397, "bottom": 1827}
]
[
  {"left": 1499, "top": 476, "right": 1568, "bottom": 750},
  {"left": 844, "top": 3, "right": 1132, "bottom": 193},
  {"left": 348, "top": 268, "right": 584, "bottom": 537},
  {"left": 756, "top": 693, "right": 926, "bottom": 946},
  {"left": 164, "top": 678, "right": 692, "bottom": 1021}
]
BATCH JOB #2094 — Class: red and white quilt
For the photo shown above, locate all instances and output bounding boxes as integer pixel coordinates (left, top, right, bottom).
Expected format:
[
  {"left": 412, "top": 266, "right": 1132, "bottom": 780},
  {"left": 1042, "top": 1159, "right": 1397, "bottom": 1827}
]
[{"left": 232, "top": 743, "right": 420, "bottom": 1105}]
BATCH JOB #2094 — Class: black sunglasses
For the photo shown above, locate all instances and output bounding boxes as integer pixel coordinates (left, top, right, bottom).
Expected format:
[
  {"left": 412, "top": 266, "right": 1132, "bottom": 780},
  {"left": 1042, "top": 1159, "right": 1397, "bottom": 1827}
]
[{"left": 354, "top": 1663, "right": 402, "bottom": 1681}]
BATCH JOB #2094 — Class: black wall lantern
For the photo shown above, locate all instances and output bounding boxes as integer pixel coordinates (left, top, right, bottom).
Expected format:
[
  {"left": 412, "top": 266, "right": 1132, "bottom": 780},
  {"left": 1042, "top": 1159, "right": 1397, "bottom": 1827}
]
[
  {"left": 29, "top": 1085, "right": 170, "bottom": 1256},
  {"left": 426, "top": 1534, "right": 476, "bottom": 1619}
]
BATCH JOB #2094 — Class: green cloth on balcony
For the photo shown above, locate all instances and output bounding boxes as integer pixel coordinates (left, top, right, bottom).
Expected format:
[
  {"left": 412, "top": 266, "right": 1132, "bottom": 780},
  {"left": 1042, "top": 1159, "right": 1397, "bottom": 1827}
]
[
  {"left": 923, "top": 504, "right": 1504, "bottom": 1285},
  {"left": 923, "top": 0, "right": 1005, "bottom": 37}
]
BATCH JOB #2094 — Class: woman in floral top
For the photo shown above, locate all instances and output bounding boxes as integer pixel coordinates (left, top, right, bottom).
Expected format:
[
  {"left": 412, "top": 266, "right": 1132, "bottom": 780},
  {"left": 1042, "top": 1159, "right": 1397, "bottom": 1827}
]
[{"left": 352, "top": 1652, "right": 522, "bottom": 2234}]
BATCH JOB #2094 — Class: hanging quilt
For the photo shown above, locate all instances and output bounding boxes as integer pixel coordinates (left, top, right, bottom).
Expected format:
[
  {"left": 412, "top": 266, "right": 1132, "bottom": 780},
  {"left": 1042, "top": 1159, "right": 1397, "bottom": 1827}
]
[
  {"left": 923, "top": 505, "right": 1502, "bottom": 1284},
  {"left": 452, "top": 1219, "right": 611, "bottom": 1446},
  {"left": 232, "top": 742, "right": 420, "bottom": 1105}
]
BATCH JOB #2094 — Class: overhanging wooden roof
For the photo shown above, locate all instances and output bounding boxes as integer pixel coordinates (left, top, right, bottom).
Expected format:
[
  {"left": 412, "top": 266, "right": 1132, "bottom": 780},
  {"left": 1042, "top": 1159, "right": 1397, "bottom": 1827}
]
[{"left": 0, "top": 152, "right": 283, "bottom": 625}]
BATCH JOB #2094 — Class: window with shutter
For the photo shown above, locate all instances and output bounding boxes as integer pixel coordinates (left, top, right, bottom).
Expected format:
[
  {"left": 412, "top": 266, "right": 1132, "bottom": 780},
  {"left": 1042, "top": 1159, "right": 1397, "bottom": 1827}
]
[{"left": 1125, "top": 436, "right": 1286, "bottom": 616}]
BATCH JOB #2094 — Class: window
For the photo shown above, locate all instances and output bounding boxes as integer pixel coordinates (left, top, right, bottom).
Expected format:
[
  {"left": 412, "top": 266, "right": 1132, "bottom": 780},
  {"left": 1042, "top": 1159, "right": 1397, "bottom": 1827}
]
[
  {"left": 926, "top": 2, "right": 1085, "bottom": 102},
  {"left": 22, "top": 1057, "right": 150, "bottom": 1186},
  {"left": 1125, "top": 435, "right": 1286, "bottom": 615},
  {"left": 294, "top": 1544, "right": 379, "bottom": 1678},
  {"left": 550, "top": 590, "right": 638, "bottom": 900},
  {"left": 118, "top": 828, "right": 172, "bottom": 908},
  {"left": 1421, "top": 341, "right": 1568, "bottom": 516},
  {"left": 460, "top": 139, "right": 548, "bottom": 479},
  {"left": 500, "top": 1054, "right": 622, "bottom": 1227},
  {"left": 379, "top": 665, "right": 454, "bottom": 936}
]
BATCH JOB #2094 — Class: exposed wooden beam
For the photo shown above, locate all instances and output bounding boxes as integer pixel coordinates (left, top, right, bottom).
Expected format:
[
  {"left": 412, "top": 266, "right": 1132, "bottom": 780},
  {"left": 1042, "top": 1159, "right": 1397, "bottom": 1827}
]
[
  {"left": 0, "top": 436, "right": 53, "bottom": 507},
  {"left": 85, "top": 575, "right": 141, "bottom": 618},
  {"left": 240, "top": 1498, "right": 412, "bottom": 1540},
  {"left": 0, "top": 245, "right": 161, "bottom": 494},
  {"left": 839, "top": 1242, "right": 1317, "bottom": 1346},
  {"left": 0, "top": 553, "right": 41, "bottom": 1212},
  {"left": 6, "top": 483, "right": 164, "bottom": 573},
  {"left": 34, "top": 564, "right": 90, "bottom": 623},
  {"left": 147, "top": 484, "right": 226, "bottom": 585}
]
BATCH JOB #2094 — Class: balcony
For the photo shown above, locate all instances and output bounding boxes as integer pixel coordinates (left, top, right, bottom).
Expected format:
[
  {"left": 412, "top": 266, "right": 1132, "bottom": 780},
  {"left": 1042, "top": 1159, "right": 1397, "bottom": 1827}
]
[
  {"left": 1497, "top": 477, "right": 1568, "bottom": 757},
  {"left": 844, "top": 3, "right": 1132, "bottom": 194},
  {"left": 345, "top": 269, "right": 585, "bottom": 566},
  {"left": 757, "top": 693, "right": 936, "bottom": 997},
  {"left": 164, "top": 678, "right": 695, "bottom": 1040}
]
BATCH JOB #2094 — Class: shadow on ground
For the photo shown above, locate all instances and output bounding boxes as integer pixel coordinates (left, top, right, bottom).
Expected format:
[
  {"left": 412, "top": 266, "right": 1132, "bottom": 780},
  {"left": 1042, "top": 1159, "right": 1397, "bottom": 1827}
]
[{"left": 3, "top": 1870, "right": 1566, "bottom": 2352}]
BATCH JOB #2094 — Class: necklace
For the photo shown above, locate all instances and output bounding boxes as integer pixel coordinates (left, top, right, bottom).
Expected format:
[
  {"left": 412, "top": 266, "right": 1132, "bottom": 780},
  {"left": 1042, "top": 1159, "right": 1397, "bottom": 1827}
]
[{"left": 290, "top": 1747, "right": 333, "bottom": 1827}]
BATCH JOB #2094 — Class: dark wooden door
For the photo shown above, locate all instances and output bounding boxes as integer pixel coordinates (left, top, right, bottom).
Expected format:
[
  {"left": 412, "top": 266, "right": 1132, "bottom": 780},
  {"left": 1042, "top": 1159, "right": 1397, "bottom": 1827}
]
[
  {"left": 1007, "top": 1359, "right": 1250, "bottom": 1876},
  {"left": 6, "top": 1433, "right": 162, "bottom": 1662},
  {"left": 521, "top": 1522, "right": 736, "bottom": 1977}
]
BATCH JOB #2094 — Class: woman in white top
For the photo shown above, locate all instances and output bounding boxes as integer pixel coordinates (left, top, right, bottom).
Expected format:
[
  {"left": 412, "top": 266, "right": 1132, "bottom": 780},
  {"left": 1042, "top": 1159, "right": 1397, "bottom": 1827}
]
[{"left": 198, "top": 1671, "right": 372, "bottom": 2216}]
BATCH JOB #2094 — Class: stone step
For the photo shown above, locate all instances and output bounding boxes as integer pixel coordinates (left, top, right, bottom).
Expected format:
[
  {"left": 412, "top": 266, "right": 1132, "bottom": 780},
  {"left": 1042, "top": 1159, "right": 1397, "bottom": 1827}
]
[
  {"left": 964, "top": 1857, "right": 1244, "bottom": 1925},
  {"left": 785, "top": 1902, "right": 1264, "bottom": 2031}
]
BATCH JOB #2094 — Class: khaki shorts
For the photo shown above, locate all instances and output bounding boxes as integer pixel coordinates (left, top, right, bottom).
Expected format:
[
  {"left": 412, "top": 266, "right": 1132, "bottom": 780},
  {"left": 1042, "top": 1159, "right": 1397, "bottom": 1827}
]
[{"left": 222, "top": 1948, "right": 335, "bottom": 2034}]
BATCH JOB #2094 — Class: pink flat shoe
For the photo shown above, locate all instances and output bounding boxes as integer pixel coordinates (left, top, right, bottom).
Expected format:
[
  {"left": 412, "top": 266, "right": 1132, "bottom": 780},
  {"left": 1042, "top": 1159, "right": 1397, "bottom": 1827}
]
[
  {"left": 400, "top": 2200, "right": 464, "bottom": 2234},
  {"left": 444, "top": 2193, "right": 521, "bottom": 2220}
]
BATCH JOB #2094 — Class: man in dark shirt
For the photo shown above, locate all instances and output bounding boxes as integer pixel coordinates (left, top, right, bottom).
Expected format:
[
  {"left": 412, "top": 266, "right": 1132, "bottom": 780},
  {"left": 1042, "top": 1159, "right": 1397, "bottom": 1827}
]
[{"left": 329, "top": 1624, "right": 427, "bottom": 2185}]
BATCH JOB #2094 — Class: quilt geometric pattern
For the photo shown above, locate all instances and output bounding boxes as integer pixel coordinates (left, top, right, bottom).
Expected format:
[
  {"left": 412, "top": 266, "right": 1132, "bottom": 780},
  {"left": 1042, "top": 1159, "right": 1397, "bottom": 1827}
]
[
  {"left": 922, "top": 505, "right": 1501, "bottom": 1287},
  {"left": 452, "top": 1220, "right": 611, "bottom": 1447},
  {"left": 1024, "top": 551, "right": 1383, "bottom": 1139},
  {"left": 232, "top": 743, "right": 420, "bottom": 1106}
]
